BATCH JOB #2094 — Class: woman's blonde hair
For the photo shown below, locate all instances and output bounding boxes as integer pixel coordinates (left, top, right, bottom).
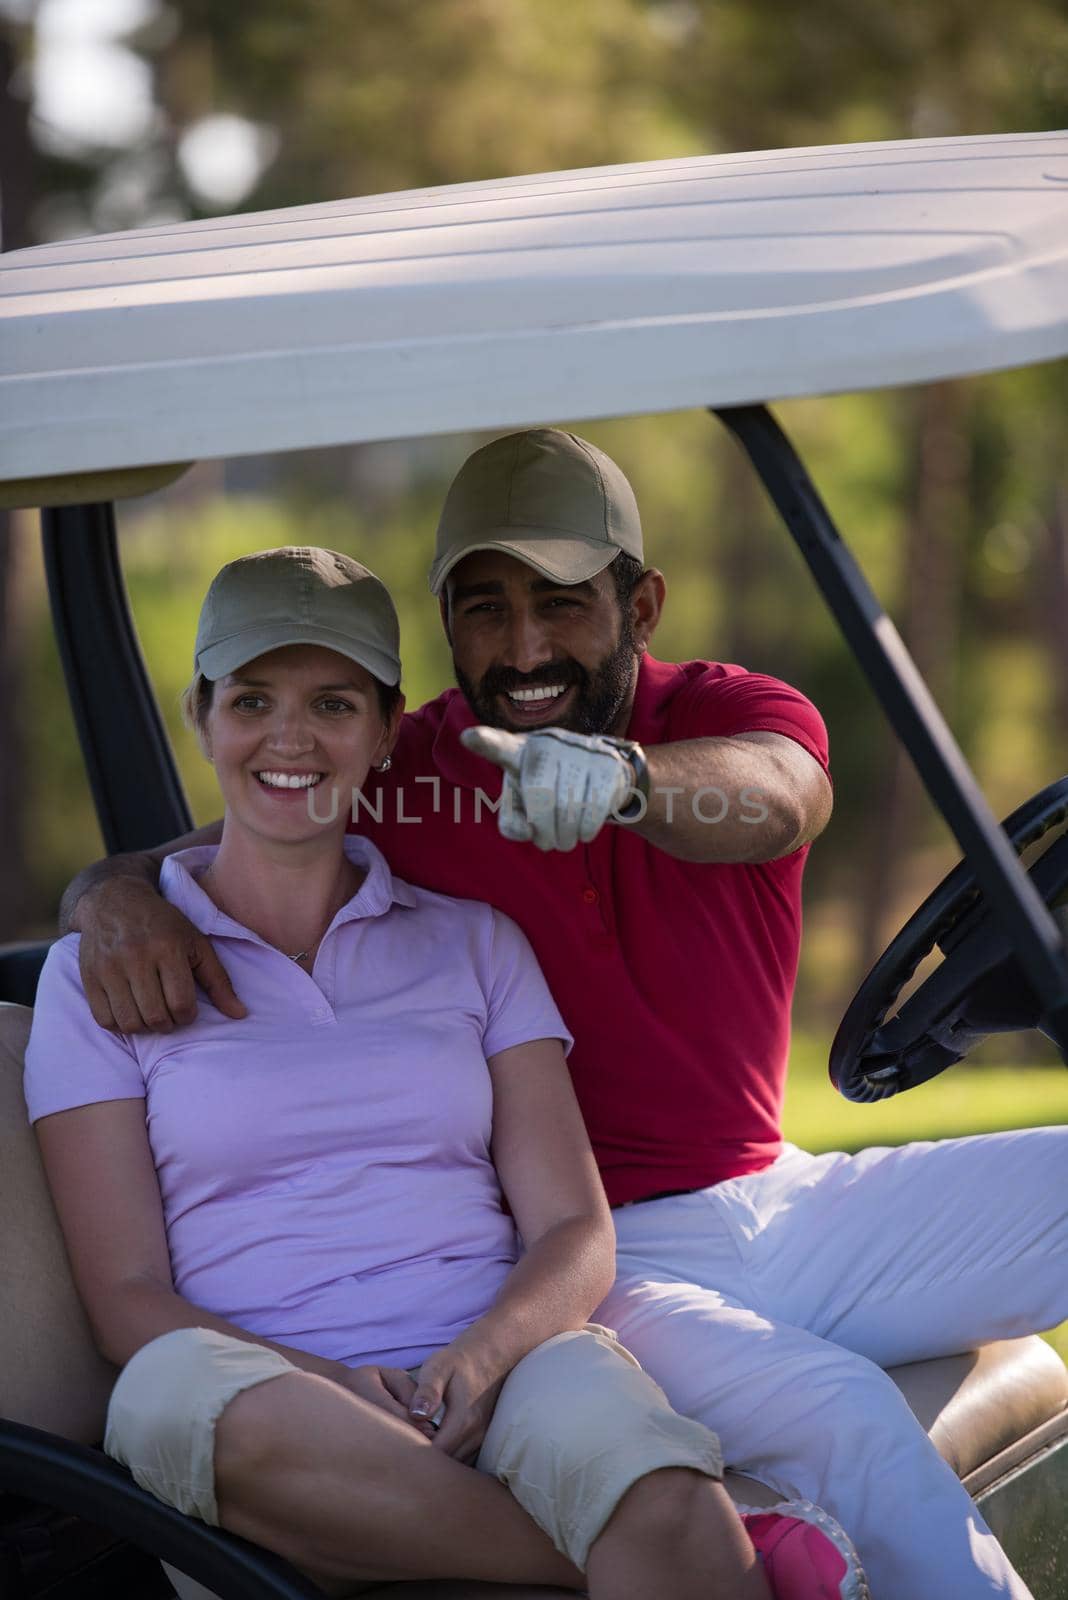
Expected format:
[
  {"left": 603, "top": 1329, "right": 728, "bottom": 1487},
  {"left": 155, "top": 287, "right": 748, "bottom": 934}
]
[{"left": 180, "top": 672, "right": 214, "bottom": 733}]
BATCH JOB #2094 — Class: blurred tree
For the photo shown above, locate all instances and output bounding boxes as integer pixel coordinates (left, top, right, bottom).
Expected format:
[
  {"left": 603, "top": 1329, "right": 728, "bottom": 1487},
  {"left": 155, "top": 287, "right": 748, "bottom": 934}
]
[
  {"left": 0, "top": 20, "right": 33, "bottom": 940},
  {"left": 156, "top": 0, "right": 690, "bottom": 204},
  {"left": 1040, "top": 491, "right": 1068, "bottom": 742},
  {"left": 856, "top": 384, "right": 971, "bottom": 973}
]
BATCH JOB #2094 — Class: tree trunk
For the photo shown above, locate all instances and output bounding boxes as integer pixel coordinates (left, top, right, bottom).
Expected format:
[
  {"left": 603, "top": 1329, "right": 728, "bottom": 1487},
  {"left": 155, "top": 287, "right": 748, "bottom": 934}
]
[
  {"left": 1038, "top": 487, "right": 1068, "bottom": 746},
  {"left": 715, "top": 437, "right": 777, "bottom": 671},
  {"left": 855, "top": 384, "right": 969, "bottom": 979}
]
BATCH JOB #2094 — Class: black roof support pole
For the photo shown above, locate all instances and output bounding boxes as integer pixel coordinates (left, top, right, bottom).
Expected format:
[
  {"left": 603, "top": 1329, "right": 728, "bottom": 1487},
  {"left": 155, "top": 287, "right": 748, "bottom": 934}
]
[
  {"left": 714, "top": 403, "right": 1068, "bottom": 1064},
  {"left": 41, "top": 501, "right": 193, "bottom": 855}
]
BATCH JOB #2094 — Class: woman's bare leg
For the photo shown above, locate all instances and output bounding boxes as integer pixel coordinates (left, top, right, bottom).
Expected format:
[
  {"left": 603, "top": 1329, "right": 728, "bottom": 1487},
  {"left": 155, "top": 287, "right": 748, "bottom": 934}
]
[
  {"left": 585, "top": 1468, "right": 771, "bottom": 1600},
  {"left": 213, "top": 1372, "right": 583, "bottom": 1588}
]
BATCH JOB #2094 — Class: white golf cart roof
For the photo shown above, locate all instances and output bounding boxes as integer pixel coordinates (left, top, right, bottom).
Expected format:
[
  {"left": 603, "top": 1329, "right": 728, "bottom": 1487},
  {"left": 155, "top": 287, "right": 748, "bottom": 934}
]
[{"left": 1, "top": 128, "right": 1066, "bottom": 501}]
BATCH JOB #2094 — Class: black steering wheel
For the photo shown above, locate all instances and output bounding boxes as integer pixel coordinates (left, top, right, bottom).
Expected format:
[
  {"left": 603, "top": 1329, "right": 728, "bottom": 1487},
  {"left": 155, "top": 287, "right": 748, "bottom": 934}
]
[{"left": 830, "top": 777, "right": 1068, "bottom": 1102}]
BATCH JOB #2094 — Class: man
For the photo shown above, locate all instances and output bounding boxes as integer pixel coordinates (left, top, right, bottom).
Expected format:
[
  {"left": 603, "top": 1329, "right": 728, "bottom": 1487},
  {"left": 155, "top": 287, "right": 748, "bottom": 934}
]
[{"left": 65, "top": 429, "right": 1064, "bottom": 1598}]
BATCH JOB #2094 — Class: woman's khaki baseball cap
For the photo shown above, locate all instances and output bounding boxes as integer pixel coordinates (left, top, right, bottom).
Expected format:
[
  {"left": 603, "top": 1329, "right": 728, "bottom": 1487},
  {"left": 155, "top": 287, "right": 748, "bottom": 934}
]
[
  {"left": 429, "top": 428, "right": 644, "bottom": 595},
  {"left": 195, "top": 546, "right": 401, "bottom": 685}
]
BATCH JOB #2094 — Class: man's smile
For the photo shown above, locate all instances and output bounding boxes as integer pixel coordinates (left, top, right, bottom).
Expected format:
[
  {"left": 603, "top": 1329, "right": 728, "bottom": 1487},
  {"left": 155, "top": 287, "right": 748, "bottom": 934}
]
[{"left": 498, "top": 683, "right": 577, "bottom": 728}]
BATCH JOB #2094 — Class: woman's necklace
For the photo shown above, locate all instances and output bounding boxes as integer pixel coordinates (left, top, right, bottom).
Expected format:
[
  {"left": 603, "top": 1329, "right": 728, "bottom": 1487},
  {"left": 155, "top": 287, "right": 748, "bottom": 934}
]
[{"left": 201, "top": 866, "right": 321, "bottom": 965}]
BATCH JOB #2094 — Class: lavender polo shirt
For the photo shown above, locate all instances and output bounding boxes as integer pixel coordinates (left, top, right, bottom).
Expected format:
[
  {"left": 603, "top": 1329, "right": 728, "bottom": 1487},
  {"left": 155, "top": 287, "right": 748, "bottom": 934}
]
[{"left": 24, "top": 836, "right": 572, "bottom": 1369}]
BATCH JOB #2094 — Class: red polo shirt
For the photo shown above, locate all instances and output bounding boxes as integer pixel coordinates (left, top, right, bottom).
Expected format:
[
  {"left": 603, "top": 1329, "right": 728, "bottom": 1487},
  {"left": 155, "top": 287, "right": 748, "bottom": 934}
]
[{"left": 354, "top": 655, "right": 829, "bottom": 1206}]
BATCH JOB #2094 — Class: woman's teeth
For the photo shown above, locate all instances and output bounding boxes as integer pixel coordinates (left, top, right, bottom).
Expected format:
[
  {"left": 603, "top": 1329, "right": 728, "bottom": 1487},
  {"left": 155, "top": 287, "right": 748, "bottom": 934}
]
[
  {"left": 507, "top": 685, "right": 566, "bottom": 704},
  {"left": 256, "top": 771, "right": 324, "bottom": 789}
]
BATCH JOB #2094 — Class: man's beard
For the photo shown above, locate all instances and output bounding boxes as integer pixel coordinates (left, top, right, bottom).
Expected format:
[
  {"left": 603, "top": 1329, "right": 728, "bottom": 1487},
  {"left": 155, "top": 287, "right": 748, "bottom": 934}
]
[{"left": 455, "top": 620, "right": 639, "bottom": 736}]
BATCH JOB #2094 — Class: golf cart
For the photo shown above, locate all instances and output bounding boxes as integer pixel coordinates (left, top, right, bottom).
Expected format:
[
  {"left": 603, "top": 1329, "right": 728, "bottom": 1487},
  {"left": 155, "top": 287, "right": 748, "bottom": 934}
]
[{"left": 1, "top": 129, "right": 1067, "bottom": 1598}]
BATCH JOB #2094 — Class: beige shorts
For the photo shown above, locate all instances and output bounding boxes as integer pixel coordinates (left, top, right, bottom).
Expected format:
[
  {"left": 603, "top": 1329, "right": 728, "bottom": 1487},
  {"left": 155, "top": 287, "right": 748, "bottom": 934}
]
[{"left": 104, "top": 1324, "right": 722, "bottom": 1570}]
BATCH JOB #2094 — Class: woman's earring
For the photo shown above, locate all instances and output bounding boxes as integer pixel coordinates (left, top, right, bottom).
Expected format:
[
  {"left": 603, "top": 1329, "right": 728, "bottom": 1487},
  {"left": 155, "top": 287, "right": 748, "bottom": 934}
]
[{"left": 375, "top": 756, "right": 393, "bottom": 773}]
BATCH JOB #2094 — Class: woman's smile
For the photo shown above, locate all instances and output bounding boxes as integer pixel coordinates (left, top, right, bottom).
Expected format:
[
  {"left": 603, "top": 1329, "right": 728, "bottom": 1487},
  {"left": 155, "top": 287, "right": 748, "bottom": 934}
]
[{"left": 254, "top": 769, "right": 326, "bottom": 790}]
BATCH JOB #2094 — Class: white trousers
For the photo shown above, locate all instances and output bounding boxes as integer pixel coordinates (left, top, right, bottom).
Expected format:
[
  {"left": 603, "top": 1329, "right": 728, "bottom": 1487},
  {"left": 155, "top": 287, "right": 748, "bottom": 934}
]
[{"left": 597, "top": 1131, "right": 1068, "bottom": 1600}]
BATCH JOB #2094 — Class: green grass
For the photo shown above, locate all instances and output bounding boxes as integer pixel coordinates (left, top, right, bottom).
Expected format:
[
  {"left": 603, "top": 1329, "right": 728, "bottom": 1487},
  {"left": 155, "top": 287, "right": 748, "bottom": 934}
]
[
  {"left": 783, "top": 1035, "right": 1068, "bottom": 1362},
  {"left": 782, "top": 1034, "right": 1068, "bottom": 1153}
]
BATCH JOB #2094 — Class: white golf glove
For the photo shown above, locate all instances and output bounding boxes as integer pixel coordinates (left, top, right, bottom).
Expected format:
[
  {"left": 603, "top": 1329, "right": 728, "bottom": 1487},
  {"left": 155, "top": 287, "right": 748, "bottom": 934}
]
[{"left": 461, "top": 725, "right": 638, "bottom": 852}]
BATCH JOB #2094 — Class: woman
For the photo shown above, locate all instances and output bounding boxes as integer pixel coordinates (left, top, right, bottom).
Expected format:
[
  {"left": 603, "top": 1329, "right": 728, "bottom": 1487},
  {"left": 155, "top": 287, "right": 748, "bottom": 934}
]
[{"left": 24, "top": 547, "right": 856, "bottom": 1599}]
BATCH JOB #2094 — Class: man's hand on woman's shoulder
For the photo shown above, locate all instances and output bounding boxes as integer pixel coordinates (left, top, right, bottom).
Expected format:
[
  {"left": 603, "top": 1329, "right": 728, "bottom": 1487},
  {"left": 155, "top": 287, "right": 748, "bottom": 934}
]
[{"left": 77, "top": 876, "right": 246, "bottom": 1034}]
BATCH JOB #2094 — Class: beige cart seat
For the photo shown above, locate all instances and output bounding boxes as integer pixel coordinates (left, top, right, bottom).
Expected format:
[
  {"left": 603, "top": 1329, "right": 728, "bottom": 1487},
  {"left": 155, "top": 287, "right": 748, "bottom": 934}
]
[{"left": 2, "top": 1001, "right": 1065, "bottom": 1600}]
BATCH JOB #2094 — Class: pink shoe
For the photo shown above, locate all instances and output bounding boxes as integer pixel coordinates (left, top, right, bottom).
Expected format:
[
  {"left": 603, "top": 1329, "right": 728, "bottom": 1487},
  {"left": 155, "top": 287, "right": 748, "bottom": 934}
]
[{"left": 739, "top": 1500, "right": 869, "bottom": 1600}]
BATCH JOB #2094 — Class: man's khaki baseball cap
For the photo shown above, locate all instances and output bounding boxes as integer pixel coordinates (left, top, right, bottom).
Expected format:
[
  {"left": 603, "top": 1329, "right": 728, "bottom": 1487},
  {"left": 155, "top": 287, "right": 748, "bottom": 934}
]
[
  {"left": 195, "top": 546, "right": 401, "bottom": 685},
  {"left": 429, "top": 428, "right": 644, "bottom": 595}
]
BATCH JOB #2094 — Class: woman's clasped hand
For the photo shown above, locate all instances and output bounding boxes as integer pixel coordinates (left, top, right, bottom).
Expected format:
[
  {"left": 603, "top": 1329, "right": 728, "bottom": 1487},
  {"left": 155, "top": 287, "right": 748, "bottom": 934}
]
[{"left": 408, "top": 1333, "right": 509, "bottom": 1462}]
